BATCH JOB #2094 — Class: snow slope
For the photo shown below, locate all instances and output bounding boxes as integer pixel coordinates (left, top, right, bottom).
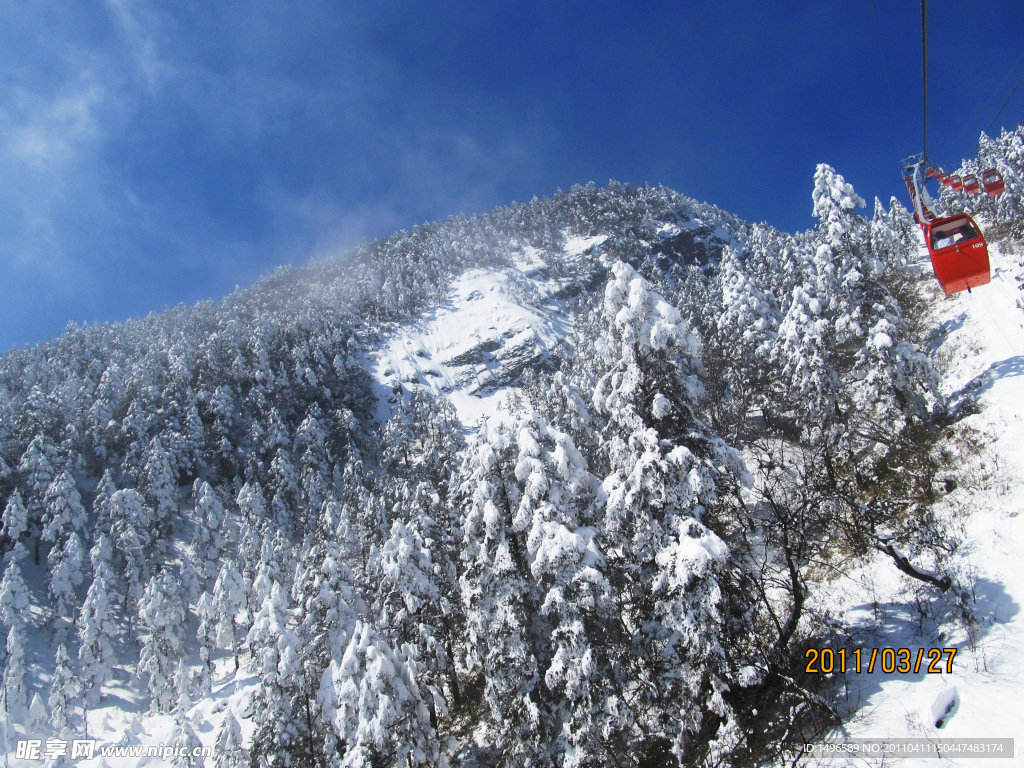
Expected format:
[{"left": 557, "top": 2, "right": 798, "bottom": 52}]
[
  {"left": 816, "top": 238, "right": 1024, "bottom": 765},
  {"left": 9, "top": 227, "right": 1024, "bottom": 766},
  {"left": 364, "top": 236, "right": 606, "bottom": 427}
]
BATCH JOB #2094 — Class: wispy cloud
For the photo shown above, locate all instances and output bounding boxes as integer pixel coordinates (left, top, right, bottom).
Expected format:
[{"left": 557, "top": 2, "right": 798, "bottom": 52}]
[
  {"left": 5, "top": 81, "right": 105, "bottom": 168},
  {"left": 103, "top": 0, "right": 171, "bottom": 90},
  {"left": 0, "top": 0, "right": 552, "bottom": 350}
]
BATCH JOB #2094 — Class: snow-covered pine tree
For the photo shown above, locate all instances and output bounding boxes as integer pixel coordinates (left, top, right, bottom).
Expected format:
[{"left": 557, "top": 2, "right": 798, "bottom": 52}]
[
  {"left": 194, "top": 590, "right": 216, "bottom": 697},
  {"left": 91, "top": 469, "right": 118, "bottom": 538},
  {"left": 137, "top": 571, "right": 187, "bottom": 713},
  {"left": 214, "top": 711, "right": 248, "bottom": 768},
  {"left": 295, "top": 403, "right": 332, "bottom": 534},
  {"left": 17, "top": 433, "right": 56, "bottom": 564},
  {"left": 48, "top": 643, "right": 78, "bottom": 737},
  {"left": 108, "top": 489, "right": 153, "bottom": 628},
  {"left": 78, "top": 536, "right": 119, "bottom": 706},
  {"left": 3, "top": 623, "right": 28, "bottom": 720},
  {"left": 246, "top": 581, "right": 291, "bottom": 681},
  {"left": 235, "top": 481, "right": 267, "bottom": 613},
  {"left": 47, "top": 531, "right": 86, "bottom": 636},
  {"left": 457, "top": 419, "right": 547, "bottom": 756},
  {"left": 261, "top": 498, "right": 361, "bottom": 766},
  {"left": 773, "top": 281, "right": 841, "bottom": 438},
  {"left": 236, "top": 480, "right": 268, "bottom": 528},
  {"left": 1, "top": 490, "right": 28, "bottom": 545},
  {"left": 213, "top": 560, "right": 247, "bottom": 671},
  {"left": 319, "top": 619, "right": 441, "bottom": 768},
  {"left": 173, "top": 658, "right": 192, "bottom": 722},
  {"left": 191, "top": 481, "right": 228, "bottom": 583},
  {"left": 167, "top": 717, "right": 205, "bottom": 768},
  {"left": 268, "top": 449, "right": 299, "bottom": 533},
  {"left": 508, "top": 412, "right": 614, "bottom": 765},
  {"left": 373, "top": 495, "right": 459, "bottom": 736},
  {"left": 705, "top": 245, "right": 781, "bottom": 441},
  {"left": 26, "top": 691, "right": 47, "bottom": 733},
  {"left": 590, "top": 260, "right": 755, "bottom": 764},
  {"left": 0, "top": 547, "right": 30, "bottom": 626},
  {"left": 142, "top": 438, "right": 178, "bottom": 548}
]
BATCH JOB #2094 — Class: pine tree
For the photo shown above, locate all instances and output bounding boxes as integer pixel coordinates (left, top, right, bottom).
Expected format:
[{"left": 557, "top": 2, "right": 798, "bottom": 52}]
[
  {"left": 320, "top": 619, "right": 440, "bottom": 767},
  {"left": 708, "top": 246, "right": 781, "bottom": 440},
  {"left": 48, "top": 531, "right": 86, "bottom": 634},
  {"left": 48, "top": 643, "right": 78, "bottom": 737},
  {"left": 773, "top": 282, "right": 841, "bottom": 435},
  {"left": 167, "top": 718, "right": 205, "bottom": 768},
  {"left": 191, "top": 481, "right": 228, "bottom": 582},
  {"left": 27, "top": 691, "right": 48, "bottom": 733},
  {"left": 91, "top": 469, "right": 118, "bottom": 538},
  {"left": 109, "top": 489, "right": 153, "bottom": 621},
  {"left": 0, "top": 550, "right": 30, "bottom": 626},
  {"left": 213, "top": 560, "right": 247, "bottom": 671},
  {"left": 77, "top": 548, "right": 118, "bottom": 706},
  {"left": 195, "top": 590, "right": 217, "bottom": 696},
  {"left": 590, "top": 260, "right": 753, "bottom": 764},
  {"left": 246, "top": 581, "right": 291, "bottom": 681},
  {"left": 214, "top": 711, "right": 247, "bottom": 768},
  {"left": 236, "top": 481, "right": 268, "bottom": 528},
  {"left": 1, "top": 490, "right": 28, "bottom": 544},
  {"left": 458, "top": 419, "right": 547, "bottom": 756},
  {"left": 3, "top": 623, "right": 28, "bottom": 720},
  {"left": 17, "top": 434, "right": 56, "bottom": 564},
  {"left": 282, "top": 499, "right": 363, "bottom": 764},
  {"left": 173, "top": 658, "right": 193, "bottom": 722},
  {"left": 138, "top": 571, "right": 187, "bottom": 713},
  {"left": 143, "top": 438, "right": 178, "bottom": 546}
]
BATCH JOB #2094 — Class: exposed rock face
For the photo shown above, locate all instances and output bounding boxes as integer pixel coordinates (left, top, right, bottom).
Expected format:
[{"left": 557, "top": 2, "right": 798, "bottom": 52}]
[{"left": 443, "top": 338, "right": 503, "bottom": 368}]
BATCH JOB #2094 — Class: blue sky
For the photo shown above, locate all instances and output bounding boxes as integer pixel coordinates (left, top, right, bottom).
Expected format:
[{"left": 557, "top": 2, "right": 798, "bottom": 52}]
[{"left": 2, "top": 0, "right": 1023, "bottom": 352}]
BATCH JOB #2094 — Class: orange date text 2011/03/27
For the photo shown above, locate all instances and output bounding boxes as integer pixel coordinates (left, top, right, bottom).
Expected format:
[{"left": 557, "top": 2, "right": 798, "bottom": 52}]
[{"left": 804, "top": 647, "right": 957, "bottom": 675}]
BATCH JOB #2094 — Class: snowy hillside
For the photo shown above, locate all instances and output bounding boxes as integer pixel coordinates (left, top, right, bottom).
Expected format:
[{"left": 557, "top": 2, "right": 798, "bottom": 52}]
[
  {"left": 813, "top": 233, "right": 1024, "bottom": 764},
  {"left": 1, "top": 127, "right": 1024, "bottom": 768}
]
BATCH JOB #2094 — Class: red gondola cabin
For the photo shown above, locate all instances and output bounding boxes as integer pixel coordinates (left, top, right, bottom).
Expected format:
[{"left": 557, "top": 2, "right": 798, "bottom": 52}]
[
  {"left": 949, "top": 175, "right": 963, "bottom": 190},
  {"left": 963, "top": 174, "right": 981, "bottom": 194},
  {"left": 925, "top": 214, "right": 990, "bottom": 295},
  {"left": 982, "top": 168, "right": 1005, "bottom": 196}
]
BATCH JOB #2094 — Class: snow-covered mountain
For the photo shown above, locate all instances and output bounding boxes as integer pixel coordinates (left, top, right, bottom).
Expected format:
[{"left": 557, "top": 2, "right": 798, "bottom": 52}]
[{"left": 1, "top": 127, "right": 1023, "bottom": 768}]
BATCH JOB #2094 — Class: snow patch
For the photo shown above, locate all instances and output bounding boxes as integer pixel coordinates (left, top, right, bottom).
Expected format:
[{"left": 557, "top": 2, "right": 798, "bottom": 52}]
[
  {"left": 366, "top": 265, "right": 572, "bottom": 426},
  {"left": 563, "top": 234, "right": 607, "bottom": 257}
]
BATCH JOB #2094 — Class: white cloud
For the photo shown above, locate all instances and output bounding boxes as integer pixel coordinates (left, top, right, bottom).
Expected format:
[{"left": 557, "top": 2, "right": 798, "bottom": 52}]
[
  {"left": 103, "top": 0, "right": 172, "bottom": 89},
  {"left": 4, "top": 80, "right": 105, "bottom": 168},
  {"left": 0, "top": 0, "right": 551, "bottom": 349}
]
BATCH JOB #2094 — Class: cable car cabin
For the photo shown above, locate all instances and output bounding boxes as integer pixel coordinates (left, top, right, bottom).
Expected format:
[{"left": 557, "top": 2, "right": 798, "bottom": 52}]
[
  {"left": 938, "top": 173, "right": 951, "bottom": 185},
  {"left": 925, "top": 165, "right": 938, "bottom": 177},
  {"left": 963, "top": 174, "right": 981, "bottom": 194},
  {"left": 982, "top": 168, "right": 1005, "bottom": 195},
  {"left": 949, "top": 175, "right": 963, "bottom": 190},
  {"left": 925, "top": 214, "right": 991, "bottom": 295}
]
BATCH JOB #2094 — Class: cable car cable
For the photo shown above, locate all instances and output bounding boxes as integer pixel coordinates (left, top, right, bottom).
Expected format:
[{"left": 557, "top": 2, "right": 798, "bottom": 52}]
[
  {"left": 985, "top": 66, "right": 1024, "bottom": 134},
  {"left": 921, "top": 0, "right": 929, "bottom": 159}
]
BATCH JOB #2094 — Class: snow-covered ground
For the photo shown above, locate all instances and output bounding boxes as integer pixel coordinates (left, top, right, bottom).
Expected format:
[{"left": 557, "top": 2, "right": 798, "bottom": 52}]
[{"left": 814, "top": 238, "right": 1024, "bottom": 765}]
